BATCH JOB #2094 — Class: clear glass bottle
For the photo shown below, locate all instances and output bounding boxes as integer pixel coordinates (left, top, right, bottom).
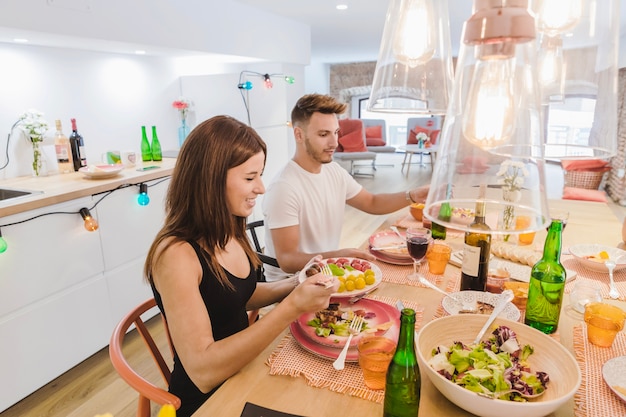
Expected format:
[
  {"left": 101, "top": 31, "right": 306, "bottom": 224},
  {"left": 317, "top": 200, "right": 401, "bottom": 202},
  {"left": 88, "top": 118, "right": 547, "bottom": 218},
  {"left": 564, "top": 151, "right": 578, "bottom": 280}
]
[
  {"left": 69, "top": 118, "right": 87, "bottom": 171},
  {"left": 141, "top": 126, "right": 151, "bottom": 162},
  {"left": 383, "top": 308, "right": 420, "bottom": 417},
  {"left": 151, "top": 126, "right": 162, "bottom": 161},
  {"left": 525, "top": 219, "right": 566, "bottom": 334},
  {"left": 54, "top": 120, "right": 73, "bottom": 174},
  {"left": 460, "top": 185, "right": 491, "bottom": 291}
]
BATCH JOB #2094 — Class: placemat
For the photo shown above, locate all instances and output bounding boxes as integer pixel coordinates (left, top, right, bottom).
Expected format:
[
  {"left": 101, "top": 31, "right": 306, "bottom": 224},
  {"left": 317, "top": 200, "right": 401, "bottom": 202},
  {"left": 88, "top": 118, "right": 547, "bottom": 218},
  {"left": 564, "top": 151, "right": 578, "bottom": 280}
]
[
  {"left": 392, "top": 214, "right": 465, "bottom": 239},
  {"left": 266, "top": 296, "right": 424, "bottom": 404},
  {"left": 564, "top": 257, "right": 626, "bottom": 301},
  {"left": 375, "top": 256, "right": 461, "bottom": 291},
  {"left": 573, "top": 324, "right": 626, "bottom": 417}
]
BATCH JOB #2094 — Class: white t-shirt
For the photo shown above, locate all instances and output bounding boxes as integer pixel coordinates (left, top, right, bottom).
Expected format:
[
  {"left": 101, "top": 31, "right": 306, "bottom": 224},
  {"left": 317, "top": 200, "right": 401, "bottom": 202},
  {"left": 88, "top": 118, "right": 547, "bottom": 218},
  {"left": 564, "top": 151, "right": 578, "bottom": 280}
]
[{"left": 262, "top": 160, "right": 363, "bottom": 281}]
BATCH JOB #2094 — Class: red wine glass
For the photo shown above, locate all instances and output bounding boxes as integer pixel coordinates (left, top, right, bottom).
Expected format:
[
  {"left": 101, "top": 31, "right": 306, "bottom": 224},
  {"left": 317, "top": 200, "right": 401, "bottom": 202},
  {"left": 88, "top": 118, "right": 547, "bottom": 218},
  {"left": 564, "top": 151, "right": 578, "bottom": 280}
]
[{"left": 406, "top": 227, "right": 432, "bottom": 281}]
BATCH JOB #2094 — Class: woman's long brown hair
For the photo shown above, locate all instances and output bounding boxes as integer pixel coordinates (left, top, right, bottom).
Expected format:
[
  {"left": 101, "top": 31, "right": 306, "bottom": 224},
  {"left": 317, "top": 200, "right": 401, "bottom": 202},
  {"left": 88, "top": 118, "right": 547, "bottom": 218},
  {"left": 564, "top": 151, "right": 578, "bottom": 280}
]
[{"left": 144, "top": 115, "right": 266, "bottom": 290}]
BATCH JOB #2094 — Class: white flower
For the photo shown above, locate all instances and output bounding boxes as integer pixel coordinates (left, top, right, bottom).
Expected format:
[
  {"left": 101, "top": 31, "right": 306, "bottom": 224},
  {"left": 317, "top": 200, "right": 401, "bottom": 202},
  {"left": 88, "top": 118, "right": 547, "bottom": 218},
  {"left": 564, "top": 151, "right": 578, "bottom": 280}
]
[
  {"left": 416, "top": 132, "right": 429, "bottom": 143},
  {"left": 18, "top": 109, "right": 49, "bottom": 142},
  {"left": 496, "top": 159, "right": 528, "bottom": 192}
]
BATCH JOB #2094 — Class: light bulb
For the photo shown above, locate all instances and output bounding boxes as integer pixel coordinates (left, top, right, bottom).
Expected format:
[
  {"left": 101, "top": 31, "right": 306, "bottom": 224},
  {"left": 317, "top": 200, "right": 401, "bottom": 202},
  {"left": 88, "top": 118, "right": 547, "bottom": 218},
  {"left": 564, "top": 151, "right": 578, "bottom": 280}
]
[
  {"left": 392, "top": 0, "right": 436, "bottom": 68},
  {"left": 238, "top": 81, "right": 253, "bottom": 90},
  {"left": 137, "top": 183, "right": 150, "bottom": 206},
  {"left": 533, "top": 0, "right": 582, "bottom": 36},
  {"left": 284, "top": 76, "right": 295, "bottom": 84},
  {"left": 462, "top": 48, "right": 516, "bottom": 149},
  {"left": 538, "top": 35, "right": 564, "bottom": 102},
  {"left": 79, "top": 208, "right": 99, "bottom": 232},
  {"left": 0, "top": 229, "right": 7, "bottom": 253},
  {"left": 263, "top": 74, "right": 273, "bottom": 89}
]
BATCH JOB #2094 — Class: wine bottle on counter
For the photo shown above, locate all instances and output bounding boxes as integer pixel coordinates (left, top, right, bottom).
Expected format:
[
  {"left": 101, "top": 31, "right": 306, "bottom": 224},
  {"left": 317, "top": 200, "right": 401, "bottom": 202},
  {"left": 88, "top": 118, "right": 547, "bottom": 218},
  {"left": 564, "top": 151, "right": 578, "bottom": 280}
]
[
  {"left": 141, "top": 126, "right": 151, "bottom": 162},
  {"left": 151, "top": 126, "right": 162, "bottom": 161},
  {"left": 54, "top": 120, "right": 73, "bottom": 174},
  {"left": 460, "top": 184, "right": 491, "bottom": 291},
  {"left": 383, "top": 308, "right": 420, "bottom": 417},
  {"left": 525, "top": 219, "right": 566, "bottom": 334},
  {"left": 69, "top": 118, "right": 87, "bottom": 171}
]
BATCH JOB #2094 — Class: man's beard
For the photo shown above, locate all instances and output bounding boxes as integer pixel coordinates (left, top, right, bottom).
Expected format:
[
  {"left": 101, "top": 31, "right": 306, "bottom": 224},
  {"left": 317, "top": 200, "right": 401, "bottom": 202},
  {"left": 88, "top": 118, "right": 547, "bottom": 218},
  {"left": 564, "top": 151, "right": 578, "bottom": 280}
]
[{"left": 304, "top": 136, "right": 333, "bottom": 164}]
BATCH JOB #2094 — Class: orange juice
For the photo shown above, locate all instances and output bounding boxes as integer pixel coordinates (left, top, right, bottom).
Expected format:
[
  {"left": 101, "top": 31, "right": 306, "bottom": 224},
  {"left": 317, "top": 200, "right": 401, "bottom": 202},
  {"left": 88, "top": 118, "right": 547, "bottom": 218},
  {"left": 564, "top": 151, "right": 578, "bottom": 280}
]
[
  {"left": 515, "top": 215, "right": 536, "bottom": 245},
  {"left": 357, "top": 337, "right": 396, "bottom": 390},
  {"left": 584, "top": 302, "right": 626, "bottom": 347}
]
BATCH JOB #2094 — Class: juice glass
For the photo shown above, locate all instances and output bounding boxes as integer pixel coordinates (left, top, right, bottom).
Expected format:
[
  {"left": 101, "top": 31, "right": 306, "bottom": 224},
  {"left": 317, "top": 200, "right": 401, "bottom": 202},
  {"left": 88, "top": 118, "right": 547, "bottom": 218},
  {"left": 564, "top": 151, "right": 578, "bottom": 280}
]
[
  {"left": 357, "top": 336, "right": 396, "bottom": 390},
  {"left": 515, "top": 215, "right": 536, "bottom": 245},
  {"left": 584, "top": 302, "right": 626, "bottom": 347}
]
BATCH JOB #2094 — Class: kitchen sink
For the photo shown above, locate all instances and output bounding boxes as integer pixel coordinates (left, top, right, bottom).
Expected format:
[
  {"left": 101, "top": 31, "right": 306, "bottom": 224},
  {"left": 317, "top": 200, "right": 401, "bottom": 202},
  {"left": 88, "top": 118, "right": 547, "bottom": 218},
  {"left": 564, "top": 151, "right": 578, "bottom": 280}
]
[{"left": 0, "top": 187, "right": 42, "bottom": 202}]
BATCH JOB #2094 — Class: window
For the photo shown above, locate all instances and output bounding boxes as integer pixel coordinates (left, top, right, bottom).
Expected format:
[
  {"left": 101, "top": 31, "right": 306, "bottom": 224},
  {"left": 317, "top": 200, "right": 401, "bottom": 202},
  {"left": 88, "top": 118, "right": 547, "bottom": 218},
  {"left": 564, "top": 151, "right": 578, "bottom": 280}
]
[
  {"left": 544, "top": 95, "right": 596, "bottom": 158},
  {"left": 356, "top": 96, "right": 412, "bottom": 148}
]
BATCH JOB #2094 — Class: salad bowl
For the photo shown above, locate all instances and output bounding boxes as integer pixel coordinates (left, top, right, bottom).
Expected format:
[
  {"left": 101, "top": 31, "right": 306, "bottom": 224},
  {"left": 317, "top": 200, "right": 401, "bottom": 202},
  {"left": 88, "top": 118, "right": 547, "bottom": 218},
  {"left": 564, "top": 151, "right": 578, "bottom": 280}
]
[{"left": 416, "top": 315, "right": 580, "bottom": 417}]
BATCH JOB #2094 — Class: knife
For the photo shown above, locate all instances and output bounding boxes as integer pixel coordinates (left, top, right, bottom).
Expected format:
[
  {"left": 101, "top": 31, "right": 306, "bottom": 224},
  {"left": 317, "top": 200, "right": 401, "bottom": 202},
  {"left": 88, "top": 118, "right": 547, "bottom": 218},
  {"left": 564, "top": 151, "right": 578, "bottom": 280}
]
[{"left": 348, "top": 287, "right": 378, "bottom": 304}]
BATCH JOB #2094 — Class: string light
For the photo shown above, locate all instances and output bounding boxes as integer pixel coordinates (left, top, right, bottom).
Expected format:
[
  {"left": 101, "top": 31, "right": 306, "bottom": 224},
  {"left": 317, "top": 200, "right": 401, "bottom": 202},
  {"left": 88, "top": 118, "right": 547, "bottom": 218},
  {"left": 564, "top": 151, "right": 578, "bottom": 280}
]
[
  {"left": 238, "top": 81, "right": 253, "bottom": 90},
  {"left": 263, "top": 74, "right": 273, "bottom": 89},
  {"left": 79, "top": 208, "right": 99, "bottom": 231},
  {"left": 137, "top": 183, "right": 150, "bottom": 206},
  {"left": 237, "top": 70, "right": 295, "bottom": 126},
  {"left": 0, "top": 228, "right": 7, "bottom": 253}
]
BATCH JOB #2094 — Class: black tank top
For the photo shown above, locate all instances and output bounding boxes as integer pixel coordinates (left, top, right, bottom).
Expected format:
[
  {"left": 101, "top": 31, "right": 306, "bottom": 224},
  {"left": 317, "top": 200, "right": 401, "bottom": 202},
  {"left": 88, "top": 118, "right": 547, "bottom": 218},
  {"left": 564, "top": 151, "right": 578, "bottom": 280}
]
[{"left": 151, "top": 240, "right": 258, "bottom": 416}]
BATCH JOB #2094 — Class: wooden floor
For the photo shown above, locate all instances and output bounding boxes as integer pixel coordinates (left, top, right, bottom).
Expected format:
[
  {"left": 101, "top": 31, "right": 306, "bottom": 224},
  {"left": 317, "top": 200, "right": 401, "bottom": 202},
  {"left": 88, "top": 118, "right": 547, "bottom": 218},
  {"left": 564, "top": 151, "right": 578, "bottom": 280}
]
[{"left": 3, "top": 152, "right": 623, "bottom": 417}]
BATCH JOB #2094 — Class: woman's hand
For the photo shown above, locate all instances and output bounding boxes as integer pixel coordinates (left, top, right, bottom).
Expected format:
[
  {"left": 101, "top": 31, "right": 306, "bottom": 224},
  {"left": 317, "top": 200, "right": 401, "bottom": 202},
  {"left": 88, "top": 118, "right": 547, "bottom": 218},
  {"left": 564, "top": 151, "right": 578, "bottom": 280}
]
[{"left": 286, "top": 273, "right": 339, "bottom": 316}]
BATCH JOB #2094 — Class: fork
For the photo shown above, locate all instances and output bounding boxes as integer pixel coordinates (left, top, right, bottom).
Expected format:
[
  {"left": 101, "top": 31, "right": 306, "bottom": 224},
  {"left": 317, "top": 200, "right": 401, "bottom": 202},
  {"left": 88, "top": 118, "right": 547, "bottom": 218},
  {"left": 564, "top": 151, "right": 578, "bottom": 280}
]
[
  {"left": 333, "top": 315, "right": 364, "bottom": 370},
  {"left": 315, "top": 264, "right": 335, "bottom": 289}
]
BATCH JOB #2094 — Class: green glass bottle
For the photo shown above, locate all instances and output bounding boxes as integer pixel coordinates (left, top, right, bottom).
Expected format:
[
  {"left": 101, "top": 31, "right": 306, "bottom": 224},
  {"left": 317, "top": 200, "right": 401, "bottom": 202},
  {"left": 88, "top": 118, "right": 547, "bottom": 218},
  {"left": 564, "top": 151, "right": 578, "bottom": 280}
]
[
  {"left": 141, "top": 126, "right": 151, "bottom": 162},
  {"left": 383, "top": 308, "right": 420, "bottom": 417},
  {"left": 525, "top": 219, "right": 566, "bottom": 334},
  {"left": 432, "top": 184, "right": 451, "bottom": 240},
  {"left": 151, "top": 126, "right": 162, "bottom": 161}
]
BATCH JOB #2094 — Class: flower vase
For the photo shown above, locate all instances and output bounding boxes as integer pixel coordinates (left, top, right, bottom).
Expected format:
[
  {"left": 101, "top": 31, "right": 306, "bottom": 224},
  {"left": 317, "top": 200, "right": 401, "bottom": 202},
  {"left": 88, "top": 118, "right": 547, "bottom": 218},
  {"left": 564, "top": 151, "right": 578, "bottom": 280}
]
[
  {"left": 31, "top": 140, "right": 44, "bottom": 177},
  {"left": 418, "top": 139, "right": 424, "bottom": 149},
  {"left": 500, "top": 188, "right": 520, "bottom": 242},
  {"left": 178, "top": 119, "right": 190, "bottom": 148}
]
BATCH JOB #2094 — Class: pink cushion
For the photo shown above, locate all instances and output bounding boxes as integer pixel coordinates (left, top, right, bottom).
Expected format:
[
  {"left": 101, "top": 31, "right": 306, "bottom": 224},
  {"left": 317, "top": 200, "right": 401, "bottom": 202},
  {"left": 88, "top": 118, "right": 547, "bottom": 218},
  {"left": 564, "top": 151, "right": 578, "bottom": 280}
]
[
  {"left": 429, "top": 130, "right": 440, "bottom": 145},
  {"left": 366, "top": 138, "right": 386, "bottom": 147},
  {"left": 338, "top": 130, "right": 367, "bottom": 152},
  {"left": 456, "top": 155, "right": 489, "bottom": 174},
  {"left": 561, "top": 159, "right": 610, "bottom": 172},
  {"left": 562, "top": 187, "right": 607, "bottom": 202},
  {"left": 408, "top": 126, "right": 431, "bottom": 144},
  {"left": 365, "top": 125, "right": 382, "bottom": 139}
]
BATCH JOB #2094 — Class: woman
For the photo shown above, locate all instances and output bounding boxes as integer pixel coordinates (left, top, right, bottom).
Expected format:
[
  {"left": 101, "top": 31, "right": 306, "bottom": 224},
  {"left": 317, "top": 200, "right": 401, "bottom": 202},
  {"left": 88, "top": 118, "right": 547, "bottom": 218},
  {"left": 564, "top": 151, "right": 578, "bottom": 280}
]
[{"left": 145, "top": 115, "right": 337, "bottom": 416}]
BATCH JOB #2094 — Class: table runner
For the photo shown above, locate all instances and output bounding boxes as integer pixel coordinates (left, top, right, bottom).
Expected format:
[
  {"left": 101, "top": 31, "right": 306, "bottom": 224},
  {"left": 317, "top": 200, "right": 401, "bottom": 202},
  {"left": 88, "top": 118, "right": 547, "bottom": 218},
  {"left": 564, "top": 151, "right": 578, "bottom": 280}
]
[
  {"left": 573, "top": 324, "right": 626, "bottom": 417},
  {"left": 266, "top": 296, "right": 424, "bottom": 404}
]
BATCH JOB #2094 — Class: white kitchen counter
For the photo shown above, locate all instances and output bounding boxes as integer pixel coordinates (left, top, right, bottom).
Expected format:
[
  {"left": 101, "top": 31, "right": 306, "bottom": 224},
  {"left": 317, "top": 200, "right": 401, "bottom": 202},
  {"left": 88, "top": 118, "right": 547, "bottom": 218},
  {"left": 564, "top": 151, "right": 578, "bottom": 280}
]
[{"left": 0, "top": 158, "right": 176, "bottom": 218}]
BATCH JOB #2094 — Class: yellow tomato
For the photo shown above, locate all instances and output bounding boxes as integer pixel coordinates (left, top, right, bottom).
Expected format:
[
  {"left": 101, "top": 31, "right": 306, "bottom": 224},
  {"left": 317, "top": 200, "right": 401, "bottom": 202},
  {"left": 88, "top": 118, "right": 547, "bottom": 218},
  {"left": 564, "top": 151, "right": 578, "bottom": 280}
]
[
  {"left": 355, "top": 277, "right": 366, "bottom": 289},
  {"left": 345, "top": 280, "right": 356, "bottom": 291},
  {"left": 364, "top": 274, "right": 376, "bottom": 285},
  {"left": 345, "top": 274, "right": 356, "bottom": 281},
  {"left": 337, "top": 282, "right": 346, "bottom": 293}
]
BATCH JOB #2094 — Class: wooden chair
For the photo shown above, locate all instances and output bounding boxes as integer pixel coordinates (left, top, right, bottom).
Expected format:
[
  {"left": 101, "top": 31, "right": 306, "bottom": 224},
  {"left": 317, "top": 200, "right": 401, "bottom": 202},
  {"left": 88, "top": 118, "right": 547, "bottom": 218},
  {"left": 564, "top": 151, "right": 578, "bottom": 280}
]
[
  {"left": 246, "top": 219, "right": 280, "bottom": 323},
  {"left": 109, "top": 298, "right": 180, "bottom": 417}
]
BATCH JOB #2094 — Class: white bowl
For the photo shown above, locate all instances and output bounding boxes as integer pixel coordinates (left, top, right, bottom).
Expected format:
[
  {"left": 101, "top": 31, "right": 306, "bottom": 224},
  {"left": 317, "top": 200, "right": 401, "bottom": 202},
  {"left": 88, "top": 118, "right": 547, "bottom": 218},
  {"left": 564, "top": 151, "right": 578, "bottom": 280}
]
[
  {"left": 569, "top": 244, "right": 626, "bottom": 273},
  {"left": 416, "top": 315, "right": 581, "bottom": 417},
  {"left": 441, "top": 290, "right": 520, "bottom": 321}
]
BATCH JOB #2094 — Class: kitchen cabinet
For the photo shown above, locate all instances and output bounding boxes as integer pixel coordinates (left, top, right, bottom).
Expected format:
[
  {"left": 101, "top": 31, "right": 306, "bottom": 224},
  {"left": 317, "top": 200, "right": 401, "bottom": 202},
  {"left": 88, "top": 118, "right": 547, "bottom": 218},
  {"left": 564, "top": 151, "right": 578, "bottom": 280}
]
[{"left": 0, "top": 175, "right": 170, "bottom": 412}]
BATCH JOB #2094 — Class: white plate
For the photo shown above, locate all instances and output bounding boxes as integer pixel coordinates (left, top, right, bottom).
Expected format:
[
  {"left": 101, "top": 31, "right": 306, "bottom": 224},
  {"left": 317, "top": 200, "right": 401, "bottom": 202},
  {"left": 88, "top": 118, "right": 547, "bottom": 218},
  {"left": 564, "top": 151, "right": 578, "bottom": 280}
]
[
  {"left": 79, "top": 164, "right": 124, "bottom": 179},
  {"left": 442, "top": 290, "right": 521, "bottom": 321},
  {"left": 489, "top": 257, "right": 577, "bottom": 283},
  {"left": 298, "top": 257, "right": 383, "bottom": 298},
  {"left": 602, "top": 356, "right": 626, "bottom": 403},
  {"left": 569, "top": 244, "right": 626, "bottom": 273}
]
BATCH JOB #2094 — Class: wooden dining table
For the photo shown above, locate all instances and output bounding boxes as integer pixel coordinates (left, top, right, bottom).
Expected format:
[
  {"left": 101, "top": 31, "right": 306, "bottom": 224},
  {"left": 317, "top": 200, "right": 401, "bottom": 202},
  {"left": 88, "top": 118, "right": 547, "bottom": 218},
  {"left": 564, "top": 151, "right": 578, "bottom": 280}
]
[{"left": 193, "top": 199, "right": 626, "bottom": 417}]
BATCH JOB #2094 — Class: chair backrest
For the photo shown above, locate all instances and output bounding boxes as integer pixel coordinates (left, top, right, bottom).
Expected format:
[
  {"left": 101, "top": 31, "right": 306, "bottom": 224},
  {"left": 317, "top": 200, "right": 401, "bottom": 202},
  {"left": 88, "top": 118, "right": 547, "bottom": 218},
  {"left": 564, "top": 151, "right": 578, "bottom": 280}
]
[
  {"left": 406, "top": 116, "right": 443, "bottom": 145},
  {"left": 109, "top": 298, "right": 181, "bottom": 417},
  {"left": 246, "top": 220, "right": 279, "bottom": 269},
  {"left": 337, "top": 118, "right": 368, "bottom": 153},
  {"left": 361, "top": 118, "right": 387, "bottom": 145}
]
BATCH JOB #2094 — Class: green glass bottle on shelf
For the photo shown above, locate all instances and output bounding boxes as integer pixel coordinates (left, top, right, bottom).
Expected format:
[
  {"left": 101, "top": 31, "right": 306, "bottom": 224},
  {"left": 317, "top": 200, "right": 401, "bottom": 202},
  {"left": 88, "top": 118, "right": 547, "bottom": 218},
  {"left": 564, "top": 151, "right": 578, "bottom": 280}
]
[
  {"left": 141, "top": 126, "right": 151, "bottom": 162},
  {"left": 383, "top": 308, "right": 420, "bottom": 417},
  {"left": 525, "top": 219, "right": 566, "bottom": 334},
  {"left": 151, "top": 126, "right": 162, "bottom": 161},
  {"left": 432, "top": 184, "right": 451, "bottom": 240}
]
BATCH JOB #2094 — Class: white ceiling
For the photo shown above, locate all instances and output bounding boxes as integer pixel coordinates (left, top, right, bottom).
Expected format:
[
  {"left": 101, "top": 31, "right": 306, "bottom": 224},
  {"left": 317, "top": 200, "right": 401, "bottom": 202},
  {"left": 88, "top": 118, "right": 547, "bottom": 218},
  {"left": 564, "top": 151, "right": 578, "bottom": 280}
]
[{"left": 235, "top": 0, "right": 626, "bottom": 64}]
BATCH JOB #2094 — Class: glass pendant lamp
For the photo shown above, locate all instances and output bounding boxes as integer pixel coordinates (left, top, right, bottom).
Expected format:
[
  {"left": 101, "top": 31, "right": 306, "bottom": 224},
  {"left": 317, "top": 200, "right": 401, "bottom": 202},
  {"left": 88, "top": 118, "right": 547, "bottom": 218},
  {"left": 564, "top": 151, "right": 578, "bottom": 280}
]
[
  {"left": 367, "top": 0, "right": 453, "bottom": 114},
  {"left": 424, "top": 0, "right": 550, "bottom": 237},
  {"left": 531, "top": 0, "right": 619, "bottom": 159}
]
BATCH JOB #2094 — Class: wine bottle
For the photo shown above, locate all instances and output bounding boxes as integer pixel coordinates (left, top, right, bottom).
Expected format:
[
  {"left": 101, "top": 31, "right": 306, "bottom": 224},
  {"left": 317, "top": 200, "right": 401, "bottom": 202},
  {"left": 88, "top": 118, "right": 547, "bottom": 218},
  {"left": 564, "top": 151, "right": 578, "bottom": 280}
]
[
  {"left": 460, "top": 185, "right": 491, "bottom": 291},
  {"left": 432, "top": 184, "right": 452, "bottom": 240},
  {"left": 141, "top": 126, "right": 151, "bottom": 162},
  {"left": 69, "top": 118, "right": 87, "bottom": 171},
  {"left": 383, "top": 308, "right": 420, "bottom": 417},
  {"left": 151, "top": 126, "right": 162, "bottom": 161},
  {"left": 525, "top": 219, "right": 566, "bottom": 334},
  {"left": 54, "top": 120, "right": 73, "bottom": 174}
]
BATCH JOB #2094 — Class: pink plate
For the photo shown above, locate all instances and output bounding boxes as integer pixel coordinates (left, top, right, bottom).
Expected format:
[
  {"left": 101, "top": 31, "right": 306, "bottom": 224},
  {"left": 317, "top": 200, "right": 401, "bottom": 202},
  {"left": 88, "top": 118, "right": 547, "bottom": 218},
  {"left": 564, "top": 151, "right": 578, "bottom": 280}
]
[
  {"left": 368, "top": 230, "right": 411, "bottom": 261},
  {"left": 298, "top": 257, "right": 383, "bottom": 298},
  {"left": 369, "top": 248, "right": 414, "bottom": 265},
  {"left": 296, "top": 298, "right": 399, "bottom": 349},
  {"left": 291, "top": 299, "right": 400, "bottom": 362}
]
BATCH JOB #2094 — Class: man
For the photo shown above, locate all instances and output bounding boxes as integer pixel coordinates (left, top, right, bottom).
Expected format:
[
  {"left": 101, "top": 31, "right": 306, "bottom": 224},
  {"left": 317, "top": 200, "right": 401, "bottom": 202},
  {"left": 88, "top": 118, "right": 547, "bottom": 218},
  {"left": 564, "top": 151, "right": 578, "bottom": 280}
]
[{"left": 262, "top": 94, "right": 429, "bottom": 281}]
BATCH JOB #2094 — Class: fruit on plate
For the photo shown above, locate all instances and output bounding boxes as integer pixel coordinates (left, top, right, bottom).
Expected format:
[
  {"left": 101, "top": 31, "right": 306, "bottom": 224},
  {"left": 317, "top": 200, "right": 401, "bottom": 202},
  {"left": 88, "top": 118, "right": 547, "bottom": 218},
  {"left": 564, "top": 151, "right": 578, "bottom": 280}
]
[
  {"left": 585, "top": 250, "right": 610, "bottom": 263},
  {"left": 321, "top": 258, "right": 376, "bottom": 293},
  {"left": 410, "top": 203, "right": 424, "bottom": 221}
]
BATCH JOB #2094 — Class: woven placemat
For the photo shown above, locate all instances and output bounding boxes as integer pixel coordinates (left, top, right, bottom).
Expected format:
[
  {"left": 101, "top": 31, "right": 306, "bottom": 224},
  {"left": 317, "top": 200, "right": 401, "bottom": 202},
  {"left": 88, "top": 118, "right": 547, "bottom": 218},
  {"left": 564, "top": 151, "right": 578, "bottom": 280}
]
[
  {"left": 573, "top": 324, "right": 626, "bottom": 417},
  {"left": 266, "top": 296, "right": 424, "bottom": 404},
  {"left": 376, "top": 257, "right": 461, "bottom": 291}
]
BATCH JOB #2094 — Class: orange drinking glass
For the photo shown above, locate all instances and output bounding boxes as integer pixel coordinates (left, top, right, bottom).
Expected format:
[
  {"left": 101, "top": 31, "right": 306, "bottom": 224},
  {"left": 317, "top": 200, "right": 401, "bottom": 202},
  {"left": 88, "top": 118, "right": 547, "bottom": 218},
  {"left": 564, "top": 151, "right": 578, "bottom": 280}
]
[{"left": 515, "top": 215, "right": 536, "bottom": 245}]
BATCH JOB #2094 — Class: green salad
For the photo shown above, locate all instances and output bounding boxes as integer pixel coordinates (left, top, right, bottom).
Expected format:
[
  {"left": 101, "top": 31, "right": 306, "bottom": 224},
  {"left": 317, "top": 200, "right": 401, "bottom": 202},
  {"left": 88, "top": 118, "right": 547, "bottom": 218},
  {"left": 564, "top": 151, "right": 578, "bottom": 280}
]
[{"left": 428, "top": 325, "right": 549, "bottom": 401}]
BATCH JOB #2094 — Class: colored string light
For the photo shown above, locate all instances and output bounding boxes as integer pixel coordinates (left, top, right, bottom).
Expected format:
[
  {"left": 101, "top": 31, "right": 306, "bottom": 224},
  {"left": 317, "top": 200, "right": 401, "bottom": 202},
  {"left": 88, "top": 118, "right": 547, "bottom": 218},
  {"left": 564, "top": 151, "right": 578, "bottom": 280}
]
[
  {"left": 0, "top": 228, "right": 7, "bottom": 253},
  {"left": 137, "top": 183, "right": 150, "bottom": 206},
  {"left": 79, "top": 207, "right": 99, "bottom": 232}
]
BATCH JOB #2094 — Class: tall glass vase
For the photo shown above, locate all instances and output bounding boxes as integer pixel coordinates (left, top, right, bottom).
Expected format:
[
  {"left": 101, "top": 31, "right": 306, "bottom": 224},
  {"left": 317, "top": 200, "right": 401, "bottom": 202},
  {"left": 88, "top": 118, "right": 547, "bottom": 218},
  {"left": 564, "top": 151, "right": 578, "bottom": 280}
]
[
  {"left": 500, "top": 188, "right": 520, "bottom": 242},
  {"left": 178, "top": 119, "right": 190, "bottom": 148},
  {"left": 31, "top": 139, "right": 44, "bottom": 177}
]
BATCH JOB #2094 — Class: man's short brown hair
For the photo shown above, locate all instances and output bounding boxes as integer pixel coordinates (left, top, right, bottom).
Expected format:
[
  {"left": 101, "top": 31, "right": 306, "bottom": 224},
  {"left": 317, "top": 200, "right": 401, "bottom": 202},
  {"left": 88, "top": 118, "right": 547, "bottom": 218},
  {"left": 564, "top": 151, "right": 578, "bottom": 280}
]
[{"left": 291, "top": 94, "right": 347, "bottom": 127}]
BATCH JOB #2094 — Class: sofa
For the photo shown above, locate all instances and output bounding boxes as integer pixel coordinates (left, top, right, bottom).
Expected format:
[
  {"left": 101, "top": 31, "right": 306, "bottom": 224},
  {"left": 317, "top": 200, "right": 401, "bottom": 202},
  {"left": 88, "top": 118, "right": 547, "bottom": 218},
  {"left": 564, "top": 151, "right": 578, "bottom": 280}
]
[{"left": 333, "top": 118, "right": 376, "bottom": 176}]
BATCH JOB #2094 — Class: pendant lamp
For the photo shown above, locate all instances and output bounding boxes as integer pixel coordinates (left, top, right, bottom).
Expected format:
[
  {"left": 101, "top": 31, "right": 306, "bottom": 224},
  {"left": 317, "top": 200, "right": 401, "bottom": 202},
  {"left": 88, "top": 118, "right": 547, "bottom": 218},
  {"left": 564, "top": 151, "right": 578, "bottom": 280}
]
[
  {"left": 367, "top": 0, "right": 453, "bottom": 114},
  {"left": 424, "top": 0, "right": 550, "bottom": 237},
  {"left": 531, "top": 0, "right": 619, "bottom": 159}
]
